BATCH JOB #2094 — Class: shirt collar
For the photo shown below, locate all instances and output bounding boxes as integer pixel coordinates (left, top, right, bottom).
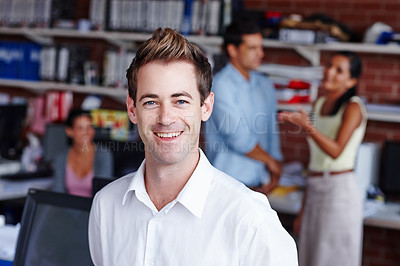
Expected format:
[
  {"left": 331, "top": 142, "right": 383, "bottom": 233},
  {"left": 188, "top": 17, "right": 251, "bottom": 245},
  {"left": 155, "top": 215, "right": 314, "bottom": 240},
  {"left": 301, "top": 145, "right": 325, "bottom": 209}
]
[
  {"left": 175, "top": 149, "right": 213, "bottom": 219},
  {"left": 122, "top": 160, "right": 147, "bottom": 206},
  {"left": 122, "top": 149, "right": 214, "bottom": 219},
  {"left": 226, "top": 63, "right": 256, "bottom": 85}
]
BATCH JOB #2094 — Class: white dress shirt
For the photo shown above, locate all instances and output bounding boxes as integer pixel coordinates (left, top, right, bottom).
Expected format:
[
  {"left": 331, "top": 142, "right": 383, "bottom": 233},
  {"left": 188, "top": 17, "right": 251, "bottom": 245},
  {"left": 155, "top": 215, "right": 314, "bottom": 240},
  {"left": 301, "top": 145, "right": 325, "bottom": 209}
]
[{"left": 89, "top": 149, "right": 298, "bottom": 266}]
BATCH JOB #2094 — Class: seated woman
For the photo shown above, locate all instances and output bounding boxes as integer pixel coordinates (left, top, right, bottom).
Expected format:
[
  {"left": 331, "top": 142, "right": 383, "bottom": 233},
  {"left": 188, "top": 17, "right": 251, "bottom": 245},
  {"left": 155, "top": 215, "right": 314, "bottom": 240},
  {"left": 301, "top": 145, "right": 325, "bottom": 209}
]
[{"left": 53, "top": 109, "right": 114, "bottom": 197}]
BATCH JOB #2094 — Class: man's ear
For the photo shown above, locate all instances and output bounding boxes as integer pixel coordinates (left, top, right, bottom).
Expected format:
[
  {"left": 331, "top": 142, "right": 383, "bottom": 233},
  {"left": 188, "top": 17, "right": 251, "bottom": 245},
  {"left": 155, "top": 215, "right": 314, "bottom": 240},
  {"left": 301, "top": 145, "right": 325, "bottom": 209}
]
[
  {"left": 126, "top": 96, "right": 138, "bottom": 124},
  {"left": 226, "top": 44, "right": 238, "bottom": 58},
  {"left": 201, "top": 92, "right": 214, "bottom": 122}
]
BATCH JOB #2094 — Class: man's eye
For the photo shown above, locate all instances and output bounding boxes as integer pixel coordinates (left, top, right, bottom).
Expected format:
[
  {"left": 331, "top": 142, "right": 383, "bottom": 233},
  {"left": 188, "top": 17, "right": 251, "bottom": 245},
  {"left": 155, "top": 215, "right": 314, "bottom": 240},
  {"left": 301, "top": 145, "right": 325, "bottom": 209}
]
[
  {"left": 144, "top": 101, "right": 156, "bottom": 106},
  {"left": 177, "top": 100, "right": 188, "bottom": 104}
]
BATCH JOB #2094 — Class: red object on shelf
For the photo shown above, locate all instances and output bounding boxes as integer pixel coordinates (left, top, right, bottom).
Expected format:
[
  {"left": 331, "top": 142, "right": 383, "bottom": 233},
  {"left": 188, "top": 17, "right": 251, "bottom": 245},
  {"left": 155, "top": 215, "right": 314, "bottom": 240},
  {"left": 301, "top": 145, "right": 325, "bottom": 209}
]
[
  {"left": 286, "top": 95, "right": 310, "bottom": 103},
  {"left": 288, "top": 80, "right": 311, "bottom": 90}
]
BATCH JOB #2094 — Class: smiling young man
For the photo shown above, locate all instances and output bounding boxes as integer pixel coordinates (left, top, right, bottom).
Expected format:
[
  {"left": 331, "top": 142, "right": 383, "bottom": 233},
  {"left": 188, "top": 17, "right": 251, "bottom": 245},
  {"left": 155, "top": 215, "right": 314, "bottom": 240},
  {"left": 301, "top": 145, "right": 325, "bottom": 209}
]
[{"left": 88, "top": 28, "right": 298, "bottom": 266}]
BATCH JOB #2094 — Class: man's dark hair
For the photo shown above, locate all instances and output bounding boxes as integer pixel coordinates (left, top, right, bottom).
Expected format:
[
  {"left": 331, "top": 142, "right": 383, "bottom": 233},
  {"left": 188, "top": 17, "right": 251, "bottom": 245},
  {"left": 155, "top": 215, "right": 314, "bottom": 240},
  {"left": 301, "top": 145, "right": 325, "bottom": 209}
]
[{"left": 223, "top": 19, "right": 261, "bottom": 54}]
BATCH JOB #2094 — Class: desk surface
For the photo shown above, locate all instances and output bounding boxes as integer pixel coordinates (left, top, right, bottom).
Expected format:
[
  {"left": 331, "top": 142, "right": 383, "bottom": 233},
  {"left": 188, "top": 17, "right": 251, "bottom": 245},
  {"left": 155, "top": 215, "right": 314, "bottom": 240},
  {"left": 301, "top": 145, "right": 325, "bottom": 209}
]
[
  {"left": 0, "top": 178, "right": 53, "bottom": 201},
  {"left": 268, "top": 189, "right": 400, "bottom": 230},
  {"left": 363, "top": 202, "right": 400, "bottom": 230}
]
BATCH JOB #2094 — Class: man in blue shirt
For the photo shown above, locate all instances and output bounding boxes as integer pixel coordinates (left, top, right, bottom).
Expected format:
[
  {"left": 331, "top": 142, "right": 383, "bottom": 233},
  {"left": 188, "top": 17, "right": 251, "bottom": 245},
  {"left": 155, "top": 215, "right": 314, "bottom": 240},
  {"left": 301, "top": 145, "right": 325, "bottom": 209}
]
[{"left": 205, "top": 19, "right": 282, "bottom": 195}]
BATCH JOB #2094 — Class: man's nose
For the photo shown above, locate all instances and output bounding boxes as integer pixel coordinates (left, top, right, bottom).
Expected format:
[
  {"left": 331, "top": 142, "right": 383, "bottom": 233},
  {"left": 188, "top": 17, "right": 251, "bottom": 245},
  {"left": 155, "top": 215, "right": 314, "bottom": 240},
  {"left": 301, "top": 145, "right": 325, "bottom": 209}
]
[{"left": 157, "top": 104, "right": 175, "bottom": 125}]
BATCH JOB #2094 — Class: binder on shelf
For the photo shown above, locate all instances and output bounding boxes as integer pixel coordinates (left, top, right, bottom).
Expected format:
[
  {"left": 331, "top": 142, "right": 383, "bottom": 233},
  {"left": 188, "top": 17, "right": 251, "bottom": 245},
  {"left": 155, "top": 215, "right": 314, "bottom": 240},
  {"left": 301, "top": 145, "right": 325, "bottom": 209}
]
[
  {"left": 25, "top": 0, "right": 36, "bottom": 26},
  {"left": 51, "top": 0, "right": 77, "bottom": 28},
  {"left": 0, "top": 41, "right": 23, "bottom": 79},
  {"left": 168, "top": 0, "right": 184, "bottom": 31},
  {"left": 34, "top": 0, "right": 52, "bottom": 28},
  {"left": 181, "top": 0, "right": 193, "bottom": 35},
  {"left": 21, "top": 43, "right": 41, "bottom": 81},
  {"left": 121, "top": 0, "right": 132, "bottom": 31},
  {"left": 67, "top": 45, "right": 91, "bottom": 85},
  {"left": 89, "top": 0, "right": 107, "bottom": 30},
  {"left": 132, "top": 0, "right": 144, "bottom": 31},
  {"left": 103, "top": 50, "right": 117, "bottom": 87},
  {"left": 0, "top": 0, "right": 12, "bottom": 26},
  {"left": 56, "top": 46, "right": 69, "bottom": 82},
  {"left": 144, "top": 0, "right": 156, "bottom": 32},
  {"left": 103, "top": 49, "right": 135, "bottom": 88},
  {"left": 108, "top": 0, "right": 122, "bottom": 30},
  {"left": 40, "top": 46, "right": 57, "bottom": 81},
  {"left": 45, "top": 91, "right": 73, "bottom": 123},
  {"left": 8, "top": 0, "right": 24, "bottom": 27},
  {"left": 191, "top": 0, "right": 201, "bottom": 34},
  {"left": 206, "top": 0, "right": 221, "bottom": 35}
]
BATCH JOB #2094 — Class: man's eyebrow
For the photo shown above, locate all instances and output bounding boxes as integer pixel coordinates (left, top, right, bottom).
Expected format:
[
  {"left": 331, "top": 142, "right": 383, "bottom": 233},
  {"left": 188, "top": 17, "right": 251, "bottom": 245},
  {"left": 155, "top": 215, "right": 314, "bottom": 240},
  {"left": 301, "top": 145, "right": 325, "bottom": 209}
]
[
  {"left": 138, "top": 94, "right": 158, "bottom": 102},
  {"left": 171, "top": 92, "right": 193, "bottom": 99}
]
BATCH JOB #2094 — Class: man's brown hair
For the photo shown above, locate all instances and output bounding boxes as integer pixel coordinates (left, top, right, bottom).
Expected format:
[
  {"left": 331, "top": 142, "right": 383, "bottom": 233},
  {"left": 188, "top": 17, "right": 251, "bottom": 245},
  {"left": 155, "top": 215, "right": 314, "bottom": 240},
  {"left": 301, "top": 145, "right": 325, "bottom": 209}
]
[{"left": 126, "top": 28, "right": 212, "bottom": 106}]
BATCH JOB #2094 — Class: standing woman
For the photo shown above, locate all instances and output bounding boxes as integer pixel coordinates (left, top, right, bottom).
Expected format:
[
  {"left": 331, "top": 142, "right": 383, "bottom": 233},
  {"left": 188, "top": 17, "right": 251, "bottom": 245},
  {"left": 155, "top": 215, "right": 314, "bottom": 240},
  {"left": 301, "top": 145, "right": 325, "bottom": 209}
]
[
  {"left": 279, "top": 51, "right": 366, "bottom": 266},
  {"left": 53, "top": 109, "right": 114, "bottom": 197}
]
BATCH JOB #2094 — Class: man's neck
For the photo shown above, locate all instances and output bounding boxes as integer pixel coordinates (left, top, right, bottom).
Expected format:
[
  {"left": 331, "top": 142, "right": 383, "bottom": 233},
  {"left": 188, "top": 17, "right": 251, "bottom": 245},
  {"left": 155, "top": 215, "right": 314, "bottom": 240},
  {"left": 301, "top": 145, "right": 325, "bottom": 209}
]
[
  {"left": 230, "top": 61, "right": 250, "bottom": 80},
  {"left": 144, "top": 150, "right": 200, "bottom": 211}
]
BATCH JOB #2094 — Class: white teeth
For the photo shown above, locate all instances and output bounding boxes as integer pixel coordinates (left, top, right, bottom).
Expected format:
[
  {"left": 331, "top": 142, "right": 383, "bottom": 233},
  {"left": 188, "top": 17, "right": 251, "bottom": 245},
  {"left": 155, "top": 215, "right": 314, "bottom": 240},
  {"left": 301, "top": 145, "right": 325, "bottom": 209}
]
[{"left": 156, "top": 132, "right": 181, "bottom": 138}]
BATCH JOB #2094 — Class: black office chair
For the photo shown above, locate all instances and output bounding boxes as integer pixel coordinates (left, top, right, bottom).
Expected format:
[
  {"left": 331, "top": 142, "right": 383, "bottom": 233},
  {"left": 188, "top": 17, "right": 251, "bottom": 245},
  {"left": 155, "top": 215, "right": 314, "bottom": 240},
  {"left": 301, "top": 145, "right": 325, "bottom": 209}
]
[{"left": 92, "top": 177, "right": 115, "bottom": 197}]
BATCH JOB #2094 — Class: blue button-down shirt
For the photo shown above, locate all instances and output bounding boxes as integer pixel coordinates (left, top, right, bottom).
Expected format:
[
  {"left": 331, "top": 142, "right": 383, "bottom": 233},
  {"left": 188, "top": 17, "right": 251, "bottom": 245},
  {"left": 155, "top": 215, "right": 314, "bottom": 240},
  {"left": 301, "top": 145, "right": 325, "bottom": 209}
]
[{"left": 205, "top": 63, "right": 283, "bottom": 187}]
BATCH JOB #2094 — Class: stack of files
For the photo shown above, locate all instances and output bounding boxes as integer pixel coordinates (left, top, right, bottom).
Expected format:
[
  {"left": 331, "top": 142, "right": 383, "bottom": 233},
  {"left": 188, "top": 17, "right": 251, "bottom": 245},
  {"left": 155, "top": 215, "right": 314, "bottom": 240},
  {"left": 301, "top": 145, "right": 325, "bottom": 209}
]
[{"left": 258, "top": 63, "right": 323, "bottom": 81}]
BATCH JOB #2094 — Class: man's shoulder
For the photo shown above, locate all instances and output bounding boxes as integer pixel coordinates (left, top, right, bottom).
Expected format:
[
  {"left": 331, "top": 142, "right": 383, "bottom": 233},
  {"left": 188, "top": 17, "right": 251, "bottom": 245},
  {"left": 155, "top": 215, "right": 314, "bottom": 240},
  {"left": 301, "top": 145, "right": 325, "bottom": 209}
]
[
  {"left": 213, "top": 65, "right": 237, "bottom": 84},
  {"left": 210, "top": 168, "right": 273, "bottom": 218},
  {"left": 253, "top": 71, "right": 273, "bottom": 85},
  {"left": 95, "top": 172, "right": 135, "bottom": 201}
]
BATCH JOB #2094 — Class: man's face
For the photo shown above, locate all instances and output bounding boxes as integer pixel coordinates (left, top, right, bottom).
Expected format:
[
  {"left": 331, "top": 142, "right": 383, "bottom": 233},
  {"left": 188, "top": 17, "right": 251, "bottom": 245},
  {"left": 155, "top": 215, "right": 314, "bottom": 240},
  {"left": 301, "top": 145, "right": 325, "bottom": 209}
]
[
  {"left": 230, "top": 33, "right": 264, "bottom": 74},
  {"left": 127, "top": 61, "right": 213, "bottom": 166}
]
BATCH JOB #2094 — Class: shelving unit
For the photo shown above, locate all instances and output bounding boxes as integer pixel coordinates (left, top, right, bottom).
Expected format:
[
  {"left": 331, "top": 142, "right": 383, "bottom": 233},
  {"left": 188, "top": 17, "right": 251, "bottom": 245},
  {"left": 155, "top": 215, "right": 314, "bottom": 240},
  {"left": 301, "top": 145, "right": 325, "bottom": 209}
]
[
  {"left": 0, "top": 27, "right": 223, "bottom": 50},
  {"left": 277, "top": 103, "right": 400, "bottom": 123},
  {"left": 0, "top": 78, "right": 127, "bottom": 103},
  {"left": 1, "top": 27, "right": 400, "bottom": 122},
  {"left": 4, "top": 27, "right": 400, "bottom": 60}
]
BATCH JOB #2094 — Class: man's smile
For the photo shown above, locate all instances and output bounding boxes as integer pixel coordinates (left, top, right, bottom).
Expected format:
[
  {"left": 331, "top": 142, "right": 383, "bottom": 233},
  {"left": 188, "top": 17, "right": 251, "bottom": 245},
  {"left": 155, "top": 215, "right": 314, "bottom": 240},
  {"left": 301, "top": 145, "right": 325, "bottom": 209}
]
[{"left": 154, "top": 131, "right": 183, "bottom": 138}]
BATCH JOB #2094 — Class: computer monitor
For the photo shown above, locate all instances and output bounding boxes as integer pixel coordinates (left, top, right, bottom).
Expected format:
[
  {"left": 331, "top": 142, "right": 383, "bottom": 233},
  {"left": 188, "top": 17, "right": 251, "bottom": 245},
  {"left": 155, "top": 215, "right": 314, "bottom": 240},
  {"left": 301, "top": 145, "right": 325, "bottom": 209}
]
[
  {"left": 13, "top": 189, "right": 94, "bottom": 266},
  {"left": 0, "top": 104, "right": 27, "bottom": 160},
  {"left": 380, "top": 141, "right": 400, "bottom": 198}
]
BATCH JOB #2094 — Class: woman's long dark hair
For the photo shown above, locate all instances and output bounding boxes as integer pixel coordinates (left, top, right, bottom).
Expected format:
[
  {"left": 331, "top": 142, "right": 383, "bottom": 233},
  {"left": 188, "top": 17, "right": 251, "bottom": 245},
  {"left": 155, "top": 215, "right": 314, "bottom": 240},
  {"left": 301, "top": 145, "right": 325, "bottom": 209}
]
[{"left": 328, "top": 51, "right": 362, "bottom": 115}]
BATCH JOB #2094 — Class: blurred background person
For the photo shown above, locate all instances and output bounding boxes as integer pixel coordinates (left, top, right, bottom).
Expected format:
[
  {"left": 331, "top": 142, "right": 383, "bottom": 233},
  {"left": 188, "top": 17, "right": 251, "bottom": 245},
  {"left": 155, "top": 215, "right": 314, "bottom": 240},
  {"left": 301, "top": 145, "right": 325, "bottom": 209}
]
[
  {"left": 279, "top": 51, "right": 366, "bottom": 266},
  {"left": 53, "top": 109, "right": 114, "bottom": 197},
  {"left": 205, "top": 19, "right": 282, "bottom": 195}
]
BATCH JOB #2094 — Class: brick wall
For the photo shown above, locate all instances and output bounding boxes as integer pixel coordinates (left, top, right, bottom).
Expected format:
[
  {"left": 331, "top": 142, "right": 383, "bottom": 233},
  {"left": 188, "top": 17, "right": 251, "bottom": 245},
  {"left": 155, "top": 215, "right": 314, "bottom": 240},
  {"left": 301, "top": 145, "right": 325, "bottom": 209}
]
[
  {"left": 362, "top": 226, "right": 400, "bottom": 266},
  {"left": 245, "top": 0, "right": 400, "bottom": 36}
]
